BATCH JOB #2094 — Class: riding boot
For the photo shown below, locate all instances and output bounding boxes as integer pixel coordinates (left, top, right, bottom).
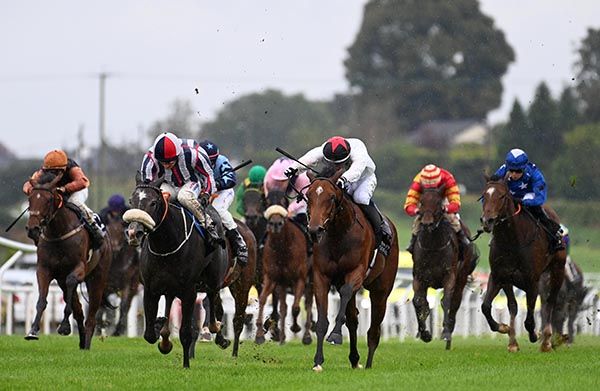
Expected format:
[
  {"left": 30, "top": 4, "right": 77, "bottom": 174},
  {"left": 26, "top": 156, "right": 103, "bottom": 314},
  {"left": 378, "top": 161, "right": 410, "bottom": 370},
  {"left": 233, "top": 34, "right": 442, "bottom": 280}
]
[
  {"left": 226, "top": 228, "right": 249, "bottom": 266},
  {"left": 184, "top": 197, "right": 224, "bottom": 247},
  {"left": 80, "top": 206, "right": 105, "bottom": 250},
  {"left": 359, "top": 201, "right": 391, "bottom": 257},
  {"left": 406, "top": 234, "right": 416, "bottom": 254},
  {"left": 293, "top": 213, "right": 313, "bottom": 256},
  {"left": 528, "top": 206, "right": 565, "bottom": 252}
]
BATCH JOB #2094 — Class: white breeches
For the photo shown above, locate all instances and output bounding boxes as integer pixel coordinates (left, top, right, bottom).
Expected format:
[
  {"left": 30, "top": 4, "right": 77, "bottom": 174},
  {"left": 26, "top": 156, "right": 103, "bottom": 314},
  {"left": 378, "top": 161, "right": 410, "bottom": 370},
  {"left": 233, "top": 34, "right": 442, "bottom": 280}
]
[
  {"left": 212, "top": 189, "right": 236, "bottom": 230},
  {"left": 345, "top": 172, "right": 377, "bottom": 205},
  {"left": 67, "top": 188, "right": 93, "bottom": 217}
]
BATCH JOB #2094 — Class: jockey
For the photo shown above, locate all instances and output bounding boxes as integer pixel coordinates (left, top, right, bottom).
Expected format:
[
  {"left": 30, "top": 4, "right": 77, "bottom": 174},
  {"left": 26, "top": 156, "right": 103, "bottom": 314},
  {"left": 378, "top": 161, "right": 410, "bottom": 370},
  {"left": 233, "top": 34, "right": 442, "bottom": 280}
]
[
  {"left": 199, "top": 140, "right": 248, "bottom": 266},
  {"left": 404, "top": 164, "right": 471, "bottom": 258},
  {"left": 22, "top": 149, "right": 105, "bottom": 249},
  {"left": 140, "top": 132, "right": 221, "bottom": 245},
  {"left": 99, "top": 194, "right": 129, "bottom": 224},
  {"left": 235, "top": 164, "right": 266, "bottom": 216},
  {"left": 284, "top": 136, "right": 392, "bottom": 257},
  {"left": 494, "top": 148, "right": 564, "bottom": 252}
]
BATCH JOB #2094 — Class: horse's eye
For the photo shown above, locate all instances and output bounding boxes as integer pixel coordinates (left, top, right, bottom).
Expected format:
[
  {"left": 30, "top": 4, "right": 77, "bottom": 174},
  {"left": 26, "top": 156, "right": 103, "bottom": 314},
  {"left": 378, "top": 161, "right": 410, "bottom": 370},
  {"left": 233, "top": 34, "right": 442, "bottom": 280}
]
[{"left": 150, "top": 200, "right": 157, "bottom": 207}]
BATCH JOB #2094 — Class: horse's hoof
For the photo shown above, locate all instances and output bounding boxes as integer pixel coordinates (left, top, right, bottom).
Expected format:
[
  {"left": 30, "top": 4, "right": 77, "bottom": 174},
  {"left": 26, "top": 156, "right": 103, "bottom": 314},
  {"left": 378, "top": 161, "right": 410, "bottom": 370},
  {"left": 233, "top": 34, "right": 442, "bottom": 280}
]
[
  {"left": 158, "top": 340, "right": 173, "bottom": 355},
  {"left": 353, "top": 364, "right": 363, "bottom": 369},
  {"left": 420, "top": 330, "right": 432, "bottom": 343},
  {"left": 24, "top": 333, "right": 39, "bottom": 341},
  {"left": 529, "top": 332, "right": 539, "bottom": 343},
  {"left": 144, "top": 332, "right": 158, "bottom": 344},
  {"left": 255, "top": 335, "right": 265, "bottom": 345},
  {"left": 312, "top": 365, "right": 323, "bottom": 372},
  {"left": 540, "top": 341, "right": 553, "bottom": 353},
  {"left": 57, "top": 323, "right": 71, "bottom": 336},
  {"left": 270, "top": 328, "right": 281, "bottom": 342},
  {"left": 302, "top": 334, "right": 313, "bottom": 345},
  {"left": 508, "top": 344, "right": 520, "bottom": 353},
  {"left": 217, "top": 338, "right": 231, "bottom": 350},
  {"left": 208, "top": 321, "right": 222, "bottom": 334},
  {"left": 445, "top": 340, "right": 451, "bottom": 350},
  {"left": 498, "top": 324, "right": 510, "bottom": 334},
  {"left": 290, "top": 324, "right": 301, "bottom": 333},
  {"left": 310, "top": 320, "right": 317, "bottom": 333},
  {"left": 326, "top": 332, "right": 343, "bottom": 345}
]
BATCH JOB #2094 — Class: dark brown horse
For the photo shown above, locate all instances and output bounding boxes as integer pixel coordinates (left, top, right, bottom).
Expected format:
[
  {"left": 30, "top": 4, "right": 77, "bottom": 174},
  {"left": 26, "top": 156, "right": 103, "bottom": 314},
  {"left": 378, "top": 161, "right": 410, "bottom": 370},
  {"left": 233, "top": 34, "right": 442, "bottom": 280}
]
[
  {"left": 97, "top": 214, "right": 141, "bottom": 336},
  {"left": 480, "top": 176, "right": 566, "bottom": 352},
  {"left": 124, "top": 177, "right": 229, "bottom": 368},
  {"left": 306, "top": 170, "right": 399, "bottom": 371},
  {"left": 412, "top": 186, "right": 478, "bottom": 350},
  {"left": 24, "top": 172, "right": 112, "bottom": 349},
  {"left": 254, "top": 188, "right": 314, "bottom": 345}
]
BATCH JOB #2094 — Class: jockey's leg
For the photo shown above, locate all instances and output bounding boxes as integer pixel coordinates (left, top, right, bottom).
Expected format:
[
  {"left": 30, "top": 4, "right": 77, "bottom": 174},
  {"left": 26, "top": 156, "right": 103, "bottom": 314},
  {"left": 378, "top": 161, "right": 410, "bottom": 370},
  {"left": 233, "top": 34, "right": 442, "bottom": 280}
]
[
  {"left": 446, "top": 213, "right": 469, "bottom": 261},
  {"left": 69, "top": 189, "right": 104, "bottom": 249},
  {"left": 214, "top": 189, "right": 248, "bottom": 266},
  {"left": 407, "top": 217, "right": 421, "bottom": 254},
  {"left": 176, "top": 182, "right": 222, "bottom": 245},
  {"left": 352, "top": 175, "right": 391, "bottom": 256},
  {"left": 527, "top": 205, "right": 564, "bottom": 252}
]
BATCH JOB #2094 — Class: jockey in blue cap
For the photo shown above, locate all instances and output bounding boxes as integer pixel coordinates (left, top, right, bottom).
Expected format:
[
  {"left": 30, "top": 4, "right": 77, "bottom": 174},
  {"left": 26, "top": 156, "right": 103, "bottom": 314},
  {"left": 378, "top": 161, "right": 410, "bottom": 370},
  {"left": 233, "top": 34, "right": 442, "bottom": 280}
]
[
  {"left": 99, "top": 194, "right": 129, "bottom": 224},
  {"left": 494, "top": 148, "right": 564, "bottom": 252}
]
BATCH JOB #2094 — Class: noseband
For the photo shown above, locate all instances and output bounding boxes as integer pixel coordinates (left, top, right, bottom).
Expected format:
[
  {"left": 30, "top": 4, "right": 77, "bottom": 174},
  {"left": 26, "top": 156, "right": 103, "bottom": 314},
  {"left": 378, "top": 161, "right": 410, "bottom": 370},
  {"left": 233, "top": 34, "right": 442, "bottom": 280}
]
[
  {"left": 133, "top": 184, "right": 169, "bottom": 232},
  {"left": 484, "top": 183, "right": 522, "bottom": 227},
  {"left": 310, "top": 178, "right": 345, "bottom": 231},
  {"left": 29, "top": 187, "right": 64, "bottom": 226}
]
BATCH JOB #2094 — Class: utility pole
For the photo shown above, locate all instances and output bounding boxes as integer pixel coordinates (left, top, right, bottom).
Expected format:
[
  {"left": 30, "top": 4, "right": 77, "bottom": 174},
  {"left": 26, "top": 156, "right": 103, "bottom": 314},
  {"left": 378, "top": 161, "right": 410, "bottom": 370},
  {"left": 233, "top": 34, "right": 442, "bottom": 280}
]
[{"left": 97, "top": 72, "right": 108, "bottom": 210}]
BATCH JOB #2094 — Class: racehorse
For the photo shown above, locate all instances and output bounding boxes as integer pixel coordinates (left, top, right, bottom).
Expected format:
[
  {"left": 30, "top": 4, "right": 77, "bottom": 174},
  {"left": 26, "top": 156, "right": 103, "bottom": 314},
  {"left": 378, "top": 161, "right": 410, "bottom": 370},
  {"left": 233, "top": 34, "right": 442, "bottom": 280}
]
[
  {"left": 124, "top": 175, "right": 228, "bottom": 368},
  {"left": 97, "top": 214, "right": 141, "bottom": 336},
  {"left": 480, "top": 175, "right": 566, "bottom": 352},
  {"left": 24, "top": 172, "right": 112, "bottom": 349},
  {"left": 208, "top": 217, "right": 258, "bottom": 357},
  {"left": 412, "top": 186, "right": 478, "bottom": 350},
  {"left": 306, "top": 169, "right": 399, "bottom": 371},
  {"left": 254, "top": 188, "right": 313, "bottom": 345},
  {"left": 241, "top": 184, "right": 282, "bottom": 340}
]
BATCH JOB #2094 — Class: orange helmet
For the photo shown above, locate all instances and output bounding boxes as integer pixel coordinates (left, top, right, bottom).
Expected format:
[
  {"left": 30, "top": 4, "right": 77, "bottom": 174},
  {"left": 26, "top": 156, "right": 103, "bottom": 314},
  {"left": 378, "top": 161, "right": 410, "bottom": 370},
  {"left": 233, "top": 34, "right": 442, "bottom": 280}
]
[
  {"left": 42, "top": 150, "right": 68, "bottom": 170},
  {"left": 419, "top": 164, "right": 442, "bottom": 188}
]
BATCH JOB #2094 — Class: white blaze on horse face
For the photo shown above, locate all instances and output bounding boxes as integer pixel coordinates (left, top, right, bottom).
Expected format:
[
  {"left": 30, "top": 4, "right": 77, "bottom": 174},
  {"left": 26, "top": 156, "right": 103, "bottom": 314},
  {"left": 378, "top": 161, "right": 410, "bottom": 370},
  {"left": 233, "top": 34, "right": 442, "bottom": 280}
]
[
  {"left": 316, "top": 186, "right": 323, "bottom": 197},
  {"left": 36, "top": 194, "right": 41, "bottom": 199},
  {"left": 138, "top": 190, "right": 147, "bottom": 202},
  {"left": 486, "top": 187, "right": 495, "bottom": 198}
]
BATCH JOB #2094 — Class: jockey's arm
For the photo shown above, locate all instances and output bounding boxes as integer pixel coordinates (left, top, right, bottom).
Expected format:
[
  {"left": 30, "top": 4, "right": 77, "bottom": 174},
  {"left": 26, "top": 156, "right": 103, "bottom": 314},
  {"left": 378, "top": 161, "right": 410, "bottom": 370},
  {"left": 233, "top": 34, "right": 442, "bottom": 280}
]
[
  {"left": 216, "top": 157, "right": 237, "bottom": 191},
  {"left": 342, "top": 140, "right": 370, "bottom": 183},
  {"left": 291, "top": 145, "right": 323, "bottom": 172},
  {"left": 63, "top": 166, "right": 89, "bottom": 193},
  {"left": 193, "top": 149, "right": 216, "bottom": 194},
  {"left": 522, "top": 169, "right": 547, "bottom": 207},
  {"left": 404, "top": 176, "right": 422, "bottom": 216},
  {"left": 22, "top": 170, "right": 42, "bottom": 195},
  {"left": 443, "top": 175, "right": 461, "bottom": 214},
  {"left": 140, "top": 152, "right": 158, "bottom": 183},
  {"left": 494, "top": 165, "right": 507, "bottom": 178}
]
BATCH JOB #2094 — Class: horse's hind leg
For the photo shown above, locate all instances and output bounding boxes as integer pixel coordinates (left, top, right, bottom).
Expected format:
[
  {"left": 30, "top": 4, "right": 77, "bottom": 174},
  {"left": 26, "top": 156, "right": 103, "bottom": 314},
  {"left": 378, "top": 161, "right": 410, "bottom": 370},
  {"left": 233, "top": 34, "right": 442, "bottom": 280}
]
[
  {"left": 59, "top": 268, "right": 83, "bottom": 337},
  {"left": 158, "top": 295, "right": 174, "bottom": 355},
  {"left": 524, "top": 287, "right": 539, "bottom": 343},
  {"left": 25, "top": 267, "right": 51, "bottom": 341},
  {"left": 366, "top": 289, "right": 388, "bottom": 369},
  {"left": 442, "top": 275, "right": 466, "bottom": 350},
  {"left": 213, "top": 292, "right": 231, "bottom": 349},
  {"left": 312, "top": 272, "right": 330, "bottom": 371},
  {"left": 230, "top": 280, "right": 252, "bottom": 357},
  {"left": 541, "top": 263, "right": 565, "bottom": 352},
  {"left": 179, "top": 292, "right": 196, "bottom": 368},
  {"left": 302, "top": 278, "right": 314, "bottom": 345},
  {"left": 267, "top": 290, "right": 281, "bottom": 342},
  {"left": 504, "top": 286, "right": 519, "bottom": 352},
  {"left": 255, "top": 276, "right": 275, "bottom": 344},
  {"left": 290, "top": 278, "right": 305, "bottom": 334},
  {"left": 143, "top": 291, "right": 160, "bottom": 344},
  {"left": 412, "top": 279, "right": 432, "bottom": 343},
  {"left": 481, "top": 274, "right": 503, "bottom": 333},
  {"left": 345, "top": 295, "right": 360, "bottom": 369},
  {"left": 114, "top": 283, "right": 137, "bottom": 337},
  {"left": 70, "top": 293, "right": 86, "bottom": 349},
  {"left": 84, "top": 274, "right": 105, "bottom": 350},
  {"left": 277, "top": 285, "right": 289, "bottom": 345},
  {"left": 326, "top": 283, "right": 355, "bottom": 345}
]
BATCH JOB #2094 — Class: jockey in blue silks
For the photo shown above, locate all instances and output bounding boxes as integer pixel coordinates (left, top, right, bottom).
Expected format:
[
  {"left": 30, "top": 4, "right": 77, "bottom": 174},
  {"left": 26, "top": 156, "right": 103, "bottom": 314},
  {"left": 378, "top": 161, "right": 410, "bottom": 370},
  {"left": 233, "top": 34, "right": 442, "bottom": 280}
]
[
  {"left": 494, "top": 148, "right": 564, "bottom": 252},
  {"left": 199, "top": 140, "right": 248, "bottom": 266}
]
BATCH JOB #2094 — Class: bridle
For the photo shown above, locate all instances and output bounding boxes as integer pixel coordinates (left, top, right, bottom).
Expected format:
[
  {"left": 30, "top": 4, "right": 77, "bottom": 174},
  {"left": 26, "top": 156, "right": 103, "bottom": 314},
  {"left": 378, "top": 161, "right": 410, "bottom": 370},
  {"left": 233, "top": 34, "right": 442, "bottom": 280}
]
[
  {"left": 483, "top": 182, "right": 522, "bottom": 227},
  {"left": 308, "top": 177, "right": 351, "bottom": 232},
  {"left": 133, "top": 184, "right": 169, "bottom": 232},
  {"left": 28, "top": 187, "right": 86, "bottom": 242}
]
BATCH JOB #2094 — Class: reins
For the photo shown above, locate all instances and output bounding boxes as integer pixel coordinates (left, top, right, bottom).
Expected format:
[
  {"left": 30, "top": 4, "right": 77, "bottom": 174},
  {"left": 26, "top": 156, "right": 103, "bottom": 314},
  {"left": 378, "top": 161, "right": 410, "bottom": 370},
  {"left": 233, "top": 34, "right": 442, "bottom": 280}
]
[{"left": 30, "top": 187, "right": 85, "bottom": 243}]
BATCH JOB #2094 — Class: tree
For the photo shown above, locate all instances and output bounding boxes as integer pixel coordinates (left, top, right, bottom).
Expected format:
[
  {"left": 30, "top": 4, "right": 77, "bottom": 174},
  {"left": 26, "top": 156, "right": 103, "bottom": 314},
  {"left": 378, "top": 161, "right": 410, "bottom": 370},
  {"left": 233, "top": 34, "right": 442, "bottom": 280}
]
[
  {"left": 527, "top": 82, "right": 560, "bottom": 168},
  {"left": 147, "top": 99, "right": 198, "bottom": 141},
  {"left": 557, "top": 86, "right": 581, "bottom": 133},
  {"left": 494, "top": 99, "right": 530, "bottom": 159},
  {"left": 575, "top": 28, "right": 600, "bottom": 123},
  {"left": 199, "top": 89, "right": 334, "bottom": 158},
  {"left": 345, "top": 0, "right": 514, "bottom": 131}
]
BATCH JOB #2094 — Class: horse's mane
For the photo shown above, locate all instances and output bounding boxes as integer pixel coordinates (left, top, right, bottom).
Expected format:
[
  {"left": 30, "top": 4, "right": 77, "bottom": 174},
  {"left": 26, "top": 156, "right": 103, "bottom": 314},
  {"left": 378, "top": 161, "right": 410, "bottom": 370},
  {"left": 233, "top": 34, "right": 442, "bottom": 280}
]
[
  {"left": 489, "top": 174, "right": 503, "bottom": 182},
  {"left": 37, "top": 171, "right": 58, "bottom": 185}
]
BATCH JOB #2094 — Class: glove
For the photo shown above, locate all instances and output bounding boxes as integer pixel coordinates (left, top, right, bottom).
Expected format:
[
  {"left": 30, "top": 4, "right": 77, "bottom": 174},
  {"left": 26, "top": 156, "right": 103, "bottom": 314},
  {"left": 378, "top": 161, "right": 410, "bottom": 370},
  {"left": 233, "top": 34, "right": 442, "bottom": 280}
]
[
  {"left": 405, "top": 204, "right": 419, "bottom": 217},
  {"left": 56, "top": 186, "right": 66, "bottom": 194},
  {"left": 336, "top": 176, "right": 348, "bottom": 189},
  {"left": 445, "top": 203, "right": 460, "bottom": 214},
  {"left": 199, "top": 192, "right": 210, "bottom": 208},
  {"left": 284, "top": 167, "right": 298, "bottom": 179}
]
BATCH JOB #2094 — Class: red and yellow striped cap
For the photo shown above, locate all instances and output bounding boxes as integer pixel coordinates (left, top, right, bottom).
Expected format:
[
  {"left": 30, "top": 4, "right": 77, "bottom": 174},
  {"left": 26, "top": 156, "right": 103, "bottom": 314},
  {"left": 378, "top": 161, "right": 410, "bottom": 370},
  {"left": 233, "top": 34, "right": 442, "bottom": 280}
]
[{"left": 420, "top": 164, "right": 442, "bottom": 188}]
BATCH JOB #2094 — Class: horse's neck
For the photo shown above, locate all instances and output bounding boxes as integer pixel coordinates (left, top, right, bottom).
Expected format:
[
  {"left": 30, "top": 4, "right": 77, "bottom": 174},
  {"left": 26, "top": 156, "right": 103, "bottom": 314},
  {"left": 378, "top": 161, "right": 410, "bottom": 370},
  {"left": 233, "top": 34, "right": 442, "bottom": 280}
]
[
  {"left": 148, "top": 206, "right": 183, "bottom": 248},
  {"left": 330, "top": 197, "right": 356, "bottom": 235},
  {"left": 47, "top": 207, "right": 81, "bottom": 234},
  {"left": 493, "top": 205, "right": 533, "bottom": 246},
  {"left": 419, "top": 222, "right": 452, "bottom": 246}
]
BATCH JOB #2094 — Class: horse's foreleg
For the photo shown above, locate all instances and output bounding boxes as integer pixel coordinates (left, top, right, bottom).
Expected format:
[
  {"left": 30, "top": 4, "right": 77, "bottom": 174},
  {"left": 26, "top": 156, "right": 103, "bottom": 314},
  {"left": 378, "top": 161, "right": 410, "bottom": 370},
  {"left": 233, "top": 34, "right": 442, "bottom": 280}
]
[
  {"left": 302, "top": 277, "right": 314, "bottom": 345},
  {"left": 180, "top": 292, "right": 196, "bottom": 369},
  {"left": 412, "top": 279, "right": 431, "bottom": 343},
  {"left": 541, "top": 263, "right": 565, "bottom": 352},
  {"left": 255, "top": 277, "right": 275, "bottom": 344},
  {"left": 481, "top": 274, "right": 502, "bottom": 333},
  {"left": 290, "top": 278, "right": 305, "bottom": 334},
  {"left": 70, "top": 293, "right": 86, "bottom": 349},
  {"left": 267, "top": 290, "right": 281, "bottom": 341},
  {"left": 57, "top": 270, "right": 81, "bottom": 337},
  {"left": 213, "top": 292, "right": 231, "bottom": 350},
  {"left": 312, "top": 271, "right": 330, "bottom": 371},
  {"left": 524, "top": 287, "right": 539, "bottom": 343},
  {"left": 345, "top": 295, "right": 360, "bottom": 369},
  {"left": 114, "top": 283, "right": 137, "bottom": 337},
  {"left": 142, "top": 290, "right": 160, "bottom": 344},
  {"left": 326, "top": 283, "right": 354, "bottom": 345},
  {"left": 441, "top": 273, "right": 457, "bottom": 349},
  {"left": 231, "top": 282, "right": 251, "bottom": 357},
  {"left": 505, "top": 286, "right": 519, "bottom": 352},
  {"left": 277, "top": 285, "right": 288, "bottom": 345},
  {"left": 25, "top": 267, "right": 51, "bottom": 341},
  {"left": 158, "top": 295, "right": 174, "bottom": 355}
]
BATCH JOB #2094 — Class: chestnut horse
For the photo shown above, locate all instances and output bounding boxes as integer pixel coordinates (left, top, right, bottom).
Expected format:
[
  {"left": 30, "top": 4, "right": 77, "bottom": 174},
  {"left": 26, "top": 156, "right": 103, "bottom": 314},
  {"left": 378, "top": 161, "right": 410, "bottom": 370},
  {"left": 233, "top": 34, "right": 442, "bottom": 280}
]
[
  {"left": 254, "top": 188, "right": 313, "bottom": 345},
  {"left": 480, "top": 176, "right": 566, "bottom": 352},
  {"left": 24, "top": 172, "right": 112, "bottom": 349},
  {"left": 306, "top": 170, "right": 399, "bottom": 371},
  {"left": 124, "top": 176, "right": 228, "bottom": 368},
  {"left": 97, "top": 214, "right": 141, "bottom": 336},
  {"left": 412, "top": 186, "right": 478, "bottom": 350}
]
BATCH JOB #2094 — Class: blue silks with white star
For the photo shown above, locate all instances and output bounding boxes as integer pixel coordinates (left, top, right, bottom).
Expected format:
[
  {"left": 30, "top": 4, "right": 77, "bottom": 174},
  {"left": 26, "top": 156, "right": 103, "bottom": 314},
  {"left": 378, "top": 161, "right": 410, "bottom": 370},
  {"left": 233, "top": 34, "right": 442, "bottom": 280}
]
[{"left": 494, "top": 163, "right": 547, "bottom": 207}]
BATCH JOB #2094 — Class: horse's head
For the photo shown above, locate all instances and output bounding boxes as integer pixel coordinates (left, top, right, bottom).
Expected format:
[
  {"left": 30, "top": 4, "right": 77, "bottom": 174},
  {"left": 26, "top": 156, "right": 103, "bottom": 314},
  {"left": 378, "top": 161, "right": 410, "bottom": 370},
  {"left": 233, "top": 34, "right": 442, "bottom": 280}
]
[
  {"left": 123, "top": 174, "right": 167, "bottom": 246},
  {"left": 105, "top": 213, "right": 127, "bottom": 253},
  {"left": 305, "top": 169, "right": 344, "bottom": 243},
  {"left": 419, "top": 185, "right": 446, "bottom": 231},
  {"left": 480, "top": 175, "right": 514, "bottom": 233},
  {"left": 264, "top": 184, "right": 290, "bottom": 234},
  {"left": 26, "top": 172, "right": 64, "bottom": 243},
  {"left": 242, "top": 188, "right": 266, "bottom": 227}
]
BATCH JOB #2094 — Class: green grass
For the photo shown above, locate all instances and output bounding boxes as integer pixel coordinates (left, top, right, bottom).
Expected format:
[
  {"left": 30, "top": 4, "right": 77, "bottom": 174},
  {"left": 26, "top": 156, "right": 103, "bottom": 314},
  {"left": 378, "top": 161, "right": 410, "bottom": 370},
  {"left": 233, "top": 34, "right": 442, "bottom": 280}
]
[{"left": 1, "top": 335, "right": 600, "bottom": 390}]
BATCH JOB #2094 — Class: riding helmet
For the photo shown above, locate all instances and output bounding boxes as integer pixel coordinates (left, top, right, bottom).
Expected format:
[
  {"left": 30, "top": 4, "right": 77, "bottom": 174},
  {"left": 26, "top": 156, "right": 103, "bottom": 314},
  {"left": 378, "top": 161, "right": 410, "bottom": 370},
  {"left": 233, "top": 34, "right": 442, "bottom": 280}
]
[
  {"left": 419, "top": 164, "right": 442, "bottom": 188},
  {"left": 153, "top": 132, "right": 182, "bottom": 163},
  {"left": 322, "top": 136, "right": 351, "bottom": 163},
  {"left": 200, "top": 140, "right": 219, "bottom": 164},
  {"left": 42, "top": 149, "right": 68, "bottom": 170},
  {"left": 108, "top": 194, "right": 126, "bottom": 210},
  {"left": 505, "top": 148, "right": 529, "bottom": 170},
  {"left": 248, "top": 165, "right": 267, "bottom": 184}
]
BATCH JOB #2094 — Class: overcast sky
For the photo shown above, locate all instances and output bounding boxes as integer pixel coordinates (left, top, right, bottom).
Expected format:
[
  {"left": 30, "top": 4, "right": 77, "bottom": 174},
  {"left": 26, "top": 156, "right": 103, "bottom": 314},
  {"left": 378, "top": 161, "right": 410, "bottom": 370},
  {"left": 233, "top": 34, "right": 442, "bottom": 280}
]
[{"left": 1, "top": 0, "right": 598, "bottom": 158}]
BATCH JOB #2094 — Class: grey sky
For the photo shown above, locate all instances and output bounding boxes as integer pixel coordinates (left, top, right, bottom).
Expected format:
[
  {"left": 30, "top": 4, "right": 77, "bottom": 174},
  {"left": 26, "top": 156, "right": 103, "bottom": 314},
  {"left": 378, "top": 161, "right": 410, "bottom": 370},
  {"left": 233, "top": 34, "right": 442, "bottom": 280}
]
[{"left": 1, "top": 0, "right": 598, "bottom": 158}]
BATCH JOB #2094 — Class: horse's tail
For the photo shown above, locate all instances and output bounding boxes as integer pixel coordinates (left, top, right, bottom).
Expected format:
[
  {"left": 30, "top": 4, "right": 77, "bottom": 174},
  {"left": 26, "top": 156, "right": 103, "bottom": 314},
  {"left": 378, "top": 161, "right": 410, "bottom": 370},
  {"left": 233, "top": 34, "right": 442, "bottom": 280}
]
[{"left": 102, "top": 292, "right": 119, "bottom": 310}]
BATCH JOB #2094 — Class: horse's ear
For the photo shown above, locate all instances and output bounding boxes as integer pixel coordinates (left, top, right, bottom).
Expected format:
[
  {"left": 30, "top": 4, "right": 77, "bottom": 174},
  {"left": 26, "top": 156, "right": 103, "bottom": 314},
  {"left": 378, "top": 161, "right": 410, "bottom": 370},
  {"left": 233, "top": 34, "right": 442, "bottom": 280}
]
[
  {"left": 48, "top": 171, "right": 64, "bottom": 188},
  {"left": 135, "top": 171, "right": 142, "bottom": 185},
  {"left": 307, "top": 170, "right": 316, "bottom": 182},
  {"left": 331, "top": 167, "right": 345, "bottom": 183},
  {"left": 483, "top": 172, "right": 491, "bottom": 182},
  {"left": 438, "top": 183, "right": 446, "bottom": 195}
]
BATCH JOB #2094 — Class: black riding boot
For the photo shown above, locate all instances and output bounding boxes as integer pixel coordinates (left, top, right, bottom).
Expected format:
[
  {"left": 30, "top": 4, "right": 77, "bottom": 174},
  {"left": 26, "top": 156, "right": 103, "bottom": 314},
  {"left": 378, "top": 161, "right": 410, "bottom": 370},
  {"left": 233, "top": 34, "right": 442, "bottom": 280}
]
[
  {"left": 293, "top": 213, "right": 313, "bottom": 256},
  {"left": 359, "top": 201, "right": 392, "bottom": 257},
  {"left": 226, "top": 228, "right": 249, "bottom": 266},
  {"left": 527, "top": 206, "right": 564, "bottom": 253}
]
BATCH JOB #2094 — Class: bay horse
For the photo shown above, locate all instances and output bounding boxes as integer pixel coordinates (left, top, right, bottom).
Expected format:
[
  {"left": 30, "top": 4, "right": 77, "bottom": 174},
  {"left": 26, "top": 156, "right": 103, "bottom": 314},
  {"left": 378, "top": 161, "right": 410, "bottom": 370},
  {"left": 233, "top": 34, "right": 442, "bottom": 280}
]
[
  {"left": 124, "top": 176, "right": 228, "bottom": 368},
  {"left": 306, "top": 169, "right": 399, "bottom": 371},
  {"left": 97, "top": 214, "right": 141, "bottom": 336},
  {"left": 254, "top": 187, "right": 313, "bottom": 345},
  {"left": 480, "top": 175, "right": 566, "bottom": 352},
  {"left": 24, "top": 172, "right": 112, "bottom": 349},
  {"left": 412, "top": 186, "right": 478, "bottom": 350}
]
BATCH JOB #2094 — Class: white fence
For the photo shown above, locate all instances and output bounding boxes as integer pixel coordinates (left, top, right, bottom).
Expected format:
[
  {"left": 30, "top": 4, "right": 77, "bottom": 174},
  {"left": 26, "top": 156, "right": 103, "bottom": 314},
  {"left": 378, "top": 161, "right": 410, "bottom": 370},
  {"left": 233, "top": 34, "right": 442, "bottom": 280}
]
[{"left": 3, "top": 235, "right": 600, "bottom": 341}]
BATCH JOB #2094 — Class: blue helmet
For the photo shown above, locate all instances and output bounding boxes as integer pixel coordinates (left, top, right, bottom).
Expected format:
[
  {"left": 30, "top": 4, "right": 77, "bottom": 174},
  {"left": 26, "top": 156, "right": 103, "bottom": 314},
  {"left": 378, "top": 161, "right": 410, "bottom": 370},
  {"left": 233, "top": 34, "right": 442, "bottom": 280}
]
[
  {"left": 108, "top": 194, "right": 126, "bottom": 210},
  {"left": 199, "top": 140, "right": 219, "bottom": 163},
  {"left": 505, "top": 148, "right": 529, "bottom": 170}
]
